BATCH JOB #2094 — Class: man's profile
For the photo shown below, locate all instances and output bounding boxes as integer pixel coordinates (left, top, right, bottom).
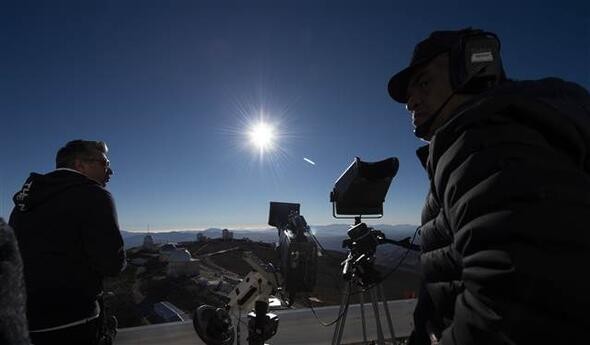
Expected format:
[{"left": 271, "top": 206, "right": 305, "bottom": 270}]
[
  {"left": 9, "top": 139, "right": 126, "bottom": 345},
  {"left": 388, "top": 28, "right": 590, "bottom": 344}
]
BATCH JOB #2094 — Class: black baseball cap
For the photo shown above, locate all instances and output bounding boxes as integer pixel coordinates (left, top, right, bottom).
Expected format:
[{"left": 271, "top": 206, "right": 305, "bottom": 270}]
[{"left": 388, "top": 28, "right": 476, "bottom": 103}]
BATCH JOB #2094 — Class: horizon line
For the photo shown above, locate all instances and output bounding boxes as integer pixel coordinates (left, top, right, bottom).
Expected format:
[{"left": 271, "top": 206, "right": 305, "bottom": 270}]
[{"left": 121, "top": 222, "right": 418, "bottom": 233}]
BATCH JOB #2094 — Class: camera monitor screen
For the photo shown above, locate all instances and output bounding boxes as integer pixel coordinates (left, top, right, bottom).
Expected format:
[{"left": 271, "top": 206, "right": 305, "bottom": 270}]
[
  {"left": 331, "top": 157, "right": 398, "bottom": 216},
  {"left": 268, "top": 202, "right": 300, "bottom": 228}
]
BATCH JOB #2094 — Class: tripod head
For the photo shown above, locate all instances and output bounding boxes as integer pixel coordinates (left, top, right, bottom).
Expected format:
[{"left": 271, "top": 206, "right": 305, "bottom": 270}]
[
  {"left": 341, "top": 222, "right": 384, "bottom": 287},
  {"left": 340, "top": 221, "right": 420, "bottom": 287}
]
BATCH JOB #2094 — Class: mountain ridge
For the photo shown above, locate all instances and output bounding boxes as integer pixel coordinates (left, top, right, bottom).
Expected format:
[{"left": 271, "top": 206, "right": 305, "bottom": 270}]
[
  {"left": 121, "top": 224, "right": 420, "bottom": 249},
  {"left": 121, "top": 223, "right": 421, "bottom": 273}
]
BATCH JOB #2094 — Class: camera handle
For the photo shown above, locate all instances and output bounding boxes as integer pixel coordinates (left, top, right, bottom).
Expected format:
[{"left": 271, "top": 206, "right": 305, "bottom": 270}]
[{"left": 380, "top": 237, "right": 421, "bottom": 251}]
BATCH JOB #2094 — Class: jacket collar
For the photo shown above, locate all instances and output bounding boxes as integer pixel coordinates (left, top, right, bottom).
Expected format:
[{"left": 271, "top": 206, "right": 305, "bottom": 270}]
[{"left": 416, "top": 144, "right": 429, "bottom": 169}]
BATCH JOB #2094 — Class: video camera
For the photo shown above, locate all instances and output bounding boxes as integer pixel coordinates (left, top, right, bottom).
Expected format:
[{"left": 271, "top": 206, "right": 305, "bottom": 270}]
[
  {"left": 329, "top": 157, "right": 405, "bottom": 345},
  {"left": 268, "top": 201, "right": 318, "bottom": 304},
  {"left": 330, "top": 157, "right": 403, "bottom": 286}
]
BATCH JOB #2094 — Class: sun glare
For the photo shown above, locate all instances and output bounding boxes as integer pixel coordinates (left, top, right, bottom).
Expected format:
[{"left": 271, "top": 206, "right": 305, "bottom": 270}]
[{"left": 248, "top": 122, "right": 275, "bottom": 152}]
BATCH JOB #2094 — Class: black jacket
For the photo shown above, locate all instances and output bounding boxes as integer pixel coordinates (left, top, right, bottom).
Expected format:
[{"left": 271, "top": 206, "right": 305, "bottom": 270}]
[
  {"left": 416, "top": 78, "right": 590, "bottom": 344},
  {"left": 9, "top": 170, "right": 126, "bottom": 330}
]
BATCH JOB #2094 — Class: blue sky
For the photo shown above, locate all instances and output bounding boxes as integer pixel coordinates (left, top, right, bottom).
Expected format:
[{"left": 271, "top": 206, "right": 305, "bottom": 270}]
[{"left": 1, "top": 0, "right": 588, "bottom": 231}]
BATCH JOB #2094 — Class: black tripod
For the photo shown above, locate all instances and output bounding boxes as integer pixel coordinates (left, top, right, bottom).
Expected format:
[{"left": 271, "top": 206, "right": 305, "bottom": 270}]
[{"left": 331, "top": 220, "right": 398, "bottom": 345}]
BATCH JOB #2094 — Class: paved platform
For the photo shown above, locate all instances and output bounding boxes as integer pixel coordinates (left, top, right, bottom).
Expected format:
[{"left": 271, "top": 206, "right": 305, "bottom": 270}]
[{"left": 115, "top": 299, "right": 416, "bottom": 345}]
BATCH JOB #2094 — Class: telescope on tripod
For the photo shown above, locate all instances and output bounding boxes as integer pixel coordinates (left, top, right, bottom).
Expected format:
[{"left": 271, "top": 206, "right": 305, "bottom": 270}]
[
  {"left": 330, "top": 156, "right": 408, "bottom": 345},
  {"left": 193, "top": 202, "right": 321, "bottom": 345}
]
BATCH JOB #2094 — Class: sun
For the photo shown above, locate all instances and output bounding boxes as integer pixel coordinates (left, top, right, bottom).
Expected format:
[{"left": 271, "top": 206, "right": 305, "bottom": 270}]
[{"left": 248, "top": 122, "right": 276, "bottom": 152}]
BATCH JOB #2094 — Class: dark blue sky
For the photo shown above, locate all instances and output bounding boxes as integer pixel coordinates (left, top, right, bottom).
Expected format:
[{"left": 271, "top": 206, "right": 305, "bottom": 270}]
[{"left": 1, "top": 0, "right": 588, "bottom": 230}]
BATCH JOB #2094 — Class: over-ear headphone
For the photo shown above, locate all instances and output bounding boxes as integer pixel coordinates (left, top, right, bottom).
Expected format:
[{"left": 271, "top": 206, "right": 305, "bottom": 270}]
[
  {"left": 448, "top": 28, "right": 506, "bottom": 93},
  {"left": 413, "top": 29, "right": 507, "bottom": 139}
]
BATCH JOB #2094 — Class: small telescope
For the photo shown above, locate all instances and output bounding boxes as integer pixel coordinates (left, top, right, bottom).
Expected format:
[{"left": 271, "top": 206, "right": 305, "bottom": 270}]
[{"left": 330, "top": 157, "right": 399, "bottom": 218}]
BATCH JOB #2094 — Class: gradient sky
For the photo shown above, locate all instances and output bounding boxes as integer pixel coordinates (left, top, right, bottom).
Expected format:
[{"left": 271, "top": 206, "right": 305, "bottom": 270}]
[{"left": 1, "top": 0, "right": 588, "bottom": 231}]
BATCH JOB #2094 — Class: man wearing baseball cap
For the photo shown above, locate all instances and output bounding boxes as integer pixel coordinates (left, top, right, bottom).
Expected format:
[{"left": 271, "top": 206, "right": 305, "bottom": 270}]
[{"left": 388, "top": 28, "right": 590, "bottom": 344}]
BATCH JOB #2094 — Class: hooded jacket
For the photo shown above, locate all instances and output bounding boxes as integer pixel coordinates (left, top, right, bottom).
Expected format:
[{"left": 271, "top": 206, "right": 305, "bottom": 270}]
[
  {"left": 9, "top": 169, "right": 125, "bottom": 330},
  {"left": 417, "top": 78, "right": 590, "bottom": 344}
]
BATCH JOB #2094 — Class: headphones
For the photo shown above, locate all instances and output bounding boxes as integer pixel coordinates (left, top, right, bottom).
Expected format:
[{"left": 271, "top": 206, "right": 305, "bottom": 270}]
[
  {"left": 414, "top": 29, "right": 506, "bottom": 139},
  {"left": 448, "top": 28, "right": 506, "bottom": 93}
]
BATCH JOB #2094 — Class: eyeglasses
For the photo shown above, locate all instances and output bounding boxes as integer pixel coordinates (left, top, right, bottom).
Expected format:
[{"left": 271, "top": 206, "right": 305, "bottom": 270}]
[{"left": 85, "top": 158, "right": 110, "bottom": 168}]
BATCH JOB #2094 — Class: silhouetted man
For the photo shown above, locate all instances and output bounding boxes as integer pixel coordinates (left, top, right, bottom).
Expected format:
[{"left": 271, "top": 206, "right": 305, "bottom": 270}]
[
  {"left": 388, "top": 28, "right": 590, "bottom": 344},
  {"left": 9, "top": 140, "right": 126, "bottom": 345}
]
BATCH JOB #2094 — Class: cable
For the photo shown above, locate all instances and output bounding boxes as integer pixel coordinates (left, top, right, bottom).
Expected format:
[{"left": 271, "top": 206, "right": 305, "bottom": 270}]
[
  {"left": 307, "top": 233, "right": 353, "bottom": 296},
  {"left": 304, "top": 280, "right": 354, "bottom": 327},
  {"left": 415, "top": 64, "right": 490, "bottom": 139},
  {"left": 359, "top": 226, "right": 421, "bottom": 293},
  {"left": 230, "top": 309, "right": 249, "bottom": 328},
  {"left": 235, "top": 309, "right": 241, "bottom": 345},
  {"left": 414, "top": 89, "right": 457, "bottom": 138},
  {"left": 309, "top": 231, "right": 348, "bottom": 264}
]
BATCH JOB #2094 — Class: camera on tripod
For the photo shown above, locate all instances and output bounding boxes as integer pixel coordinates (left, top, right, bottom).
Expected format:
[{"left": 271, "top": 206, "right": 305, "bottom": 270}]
[
  {"left": 330, "top": 157, "right": 399, "bottom": 284},
  {"left": 330, "top": 156, "right": 403, "bottom": 345}
]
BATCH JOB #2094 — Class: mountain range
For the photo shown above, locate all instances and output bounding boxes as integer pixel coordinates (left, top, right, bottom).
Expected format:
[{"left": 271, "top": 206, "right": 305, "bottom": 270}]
[
  {"left": 121, "top": 224, "right": 419, "bottom": 248},
  {"left": 121, "top": 223, "right": 422, "bottom": 272}
]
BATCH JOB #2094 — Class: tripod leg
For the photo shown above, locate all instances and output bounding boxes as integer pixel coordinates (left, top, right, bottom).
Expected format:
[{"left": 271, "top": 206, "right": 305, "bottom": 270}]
[
  {"left": 369, "top": 288, "right": 385, "bottom": 345},
  {"left": 377, "top": 284, "right": 397, "bottom": 345},
  {"left": 331, "top": 282, "right": 351, "bottom": 345},
  {"left": 359, "top": 291, "right": 367, "bottom": 343}
]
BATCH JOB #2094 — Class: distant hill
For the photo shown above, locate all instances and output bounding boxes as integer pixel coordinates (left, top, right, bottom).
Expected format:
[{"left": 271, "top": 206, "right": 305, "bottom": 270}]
[
  {"left": 121, "top": 223, "right": 421, "bottom": 272},
  {"left": 121, "top": 224, "right": 419, "bottom": 248},
  {"left": 121, "top": 229, "right": 223, "bottom": 249}
]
